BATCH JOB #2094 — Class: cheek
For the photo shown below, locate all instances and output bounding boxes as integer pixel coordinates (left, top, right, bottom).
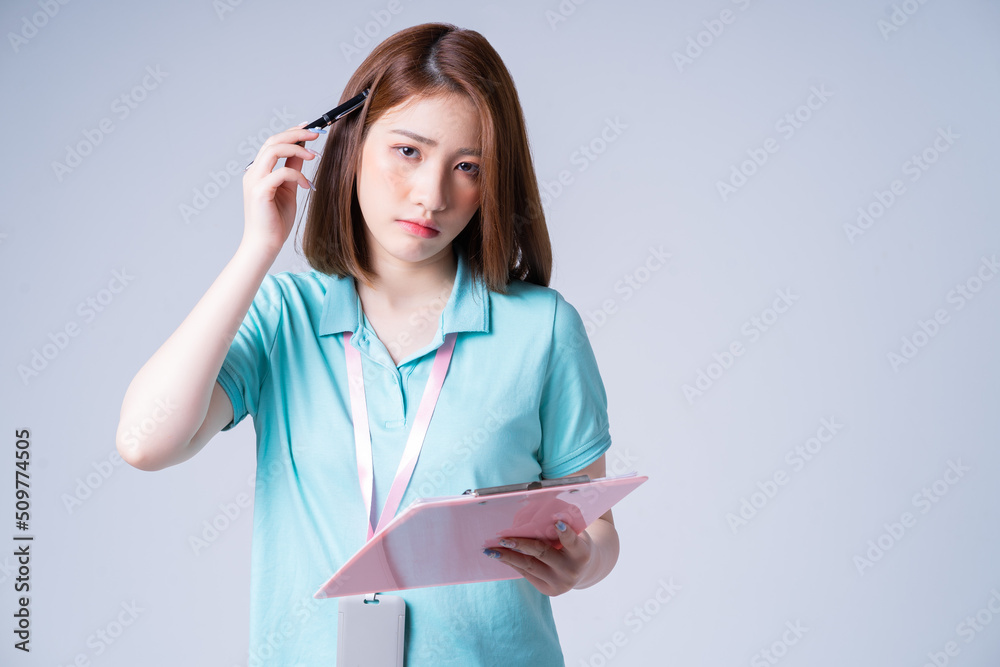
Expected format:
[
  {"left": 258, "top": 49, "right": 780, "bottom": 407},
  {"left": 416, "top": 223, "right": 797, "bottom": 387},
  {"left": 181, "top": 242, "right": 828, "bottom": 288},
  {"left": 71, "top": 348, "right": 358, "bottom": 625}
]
[
  {"left": 459, "top": 183, "right": 482, "bottom": 210},
  {"left": 377, "top": 152, "right": 408, "bottom": 192},
  {"left": 360, "top": 151, "right": 405, "bottom": 200}
]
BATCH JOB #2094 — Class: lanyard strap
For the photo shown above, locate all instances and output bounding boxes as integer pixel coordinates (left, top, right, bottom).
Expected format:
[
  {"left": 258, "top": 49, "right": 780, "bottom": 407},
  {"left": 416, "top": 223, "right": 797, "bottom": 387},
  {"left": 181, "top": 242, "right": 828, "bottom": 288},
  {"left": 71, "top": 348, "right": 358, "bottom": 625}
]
[{"left": 343, "top": 330, "right": 457, "bottom": 541}]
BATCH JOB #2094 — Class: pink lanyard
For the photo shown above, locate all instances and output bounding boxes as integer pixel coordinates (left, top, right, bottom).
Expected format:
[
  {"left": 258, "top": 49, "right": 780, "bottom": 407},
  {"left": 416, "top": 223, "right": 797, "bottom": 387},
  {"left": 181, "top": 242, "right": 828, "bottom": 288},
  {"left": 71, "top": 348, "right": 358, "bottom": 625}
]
[{"left": 343, "top": 330, "right": 457, "bottom": 541}]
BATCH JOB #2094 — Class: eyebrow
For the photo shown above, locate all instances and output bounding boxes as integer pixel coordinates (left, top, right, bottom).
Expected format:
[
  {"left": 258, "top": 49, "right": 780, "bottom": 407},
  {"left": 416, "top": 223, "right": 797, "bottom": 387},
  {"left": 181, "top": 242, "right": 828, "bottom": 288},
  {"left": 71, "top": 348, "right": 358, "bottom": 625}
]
[{"left": 389, "top": 129, "right": 482, "bottom": 157}]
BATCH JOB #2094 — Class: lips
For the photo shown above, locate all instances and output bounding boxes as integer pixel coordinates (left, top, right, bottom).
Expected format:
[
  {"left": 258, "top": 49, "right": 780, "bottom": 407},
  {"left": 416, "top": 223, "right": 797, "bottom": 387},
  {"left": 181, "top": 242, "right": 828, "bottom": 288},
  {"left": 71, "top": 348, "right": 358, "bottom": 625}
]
[
  {"left": 396, "top": 219, "right": 440, "bottom": 238},
  {"left": 397, "top": 218, "right": 439, "bottom": 232}
]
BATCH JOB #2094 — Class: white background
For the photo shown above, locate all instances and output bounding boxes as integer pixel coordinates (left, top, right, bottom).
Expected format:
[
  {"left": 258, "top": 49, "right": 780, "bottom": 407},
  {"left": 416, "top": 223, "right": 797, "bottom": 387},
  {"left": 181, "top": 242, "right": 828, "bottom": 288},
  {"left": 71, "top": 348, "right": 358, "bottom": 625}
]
[{"left": 2, "top": 0, "right": 999, "bottom": 665}]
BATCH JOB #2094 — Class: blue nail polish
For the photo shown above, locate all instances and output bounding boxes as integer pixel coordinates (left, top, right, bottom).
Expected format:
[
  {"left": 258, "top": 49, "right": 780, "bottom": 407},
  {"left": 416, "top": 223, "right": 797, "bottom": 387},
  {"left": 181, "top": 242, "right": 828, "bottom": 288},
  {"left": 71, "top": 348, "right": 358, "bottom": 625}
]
[
  {"left": 556, "top": 520, "right": 567, "bottom": 532},
  {"left": 307, "top": 126, "right": 327, "bottom": 134},
  {"left": 483, "top": 548, "right": 501, "bottom": 559},
  {"left": 499, "top": 539, "right": 515, "bottom": 549}
]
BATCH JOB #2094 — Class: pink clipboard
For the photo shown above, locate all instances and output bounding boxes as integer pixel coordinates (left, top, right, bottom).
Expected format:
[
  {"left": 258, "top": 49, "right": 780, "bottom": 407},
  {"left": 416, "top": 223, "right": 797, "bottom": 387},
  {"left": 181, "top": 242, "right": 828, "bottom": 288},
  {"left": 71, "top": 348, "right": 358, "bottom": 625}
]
[{"left": 314, "top": 474, "right": 648, "bottom": 599}]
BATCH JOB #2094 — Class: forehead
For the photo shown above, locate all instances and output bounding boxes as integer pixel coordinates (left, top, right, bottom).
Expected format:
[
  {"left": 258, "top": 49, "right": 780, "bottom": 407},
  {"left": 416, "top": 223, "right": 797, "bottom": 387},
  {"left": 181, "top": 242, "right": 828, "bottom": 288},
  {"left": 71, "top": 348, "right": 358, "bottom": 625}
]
[{"left": 372, "top": 93, "right": 481, "bottom": 139}]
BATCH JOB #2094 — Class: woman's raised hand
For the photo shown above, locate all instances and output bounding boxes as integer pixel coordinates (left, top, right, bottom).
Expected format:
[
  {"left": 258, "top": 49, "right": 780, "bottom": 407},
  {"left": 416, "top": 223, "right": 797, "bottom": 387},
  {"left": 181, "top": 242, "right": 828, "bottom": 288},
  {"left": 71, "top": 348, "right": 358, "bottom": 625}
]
[{"left": 240, "top": 123, "right": 323, "bottom": 255}]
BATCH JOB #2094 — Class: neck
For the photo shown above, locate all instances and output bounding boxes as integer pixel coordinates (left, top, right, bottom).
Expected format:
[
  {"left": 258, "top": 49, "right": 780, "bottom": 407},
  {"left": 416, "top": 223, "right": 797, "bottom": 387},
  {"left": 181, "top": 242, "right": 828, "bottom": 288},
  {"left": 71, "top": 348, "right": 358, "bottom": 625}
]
[{"left": 357, "top": 243, "right": 457, "bottom": 311}]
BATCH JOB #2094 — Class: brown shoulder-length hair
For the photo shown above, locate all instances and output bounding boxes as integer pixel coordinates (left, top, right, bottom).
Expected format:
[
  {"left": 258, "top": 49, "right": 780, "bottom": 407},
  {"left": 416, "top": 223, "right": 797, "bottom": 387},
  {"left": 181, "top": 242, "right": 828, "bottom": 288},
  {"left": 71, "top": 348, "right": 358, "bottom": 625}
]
[{"left": 298, "top": 22, "right": 551, "bottom": 294}]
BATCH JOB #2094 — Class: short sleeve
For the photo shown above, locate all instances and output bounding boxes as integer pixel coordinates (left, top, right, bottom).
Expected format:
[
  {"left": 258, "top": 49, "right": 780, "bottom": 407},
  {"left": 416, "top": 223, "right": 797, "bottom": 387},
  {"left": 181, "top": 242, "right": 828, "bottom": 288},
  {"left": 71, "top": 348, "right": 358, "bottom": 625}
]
[
  {"left": 215, "top": 274, "right": 284, "bottom": 431},
  {"left": 538, "top": 292, "right": 612, "bottom": 478}
]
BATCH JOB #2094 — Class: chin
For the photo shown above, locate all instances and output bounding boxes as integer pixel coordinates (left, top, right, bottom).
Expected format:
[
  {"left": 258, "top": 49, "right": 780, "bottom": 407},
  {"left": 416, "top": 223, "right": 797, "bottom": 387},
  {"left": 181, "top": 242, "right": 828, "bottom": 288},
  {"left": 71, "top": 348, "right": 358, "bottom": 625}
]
[{"left": 381, "top": 237, "right": 449, "bottom": 264}]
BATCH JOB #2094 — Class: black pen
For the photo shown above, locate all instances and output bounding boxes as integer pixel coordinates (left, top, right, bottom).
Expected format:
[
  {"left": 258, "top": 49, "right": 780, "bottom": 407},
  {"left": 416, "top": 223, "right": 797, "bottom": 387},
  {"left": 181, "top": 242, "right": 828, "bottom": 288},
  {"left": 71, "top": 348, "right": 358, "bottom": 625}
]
[{"left": 243, "top": 88, "right": 370, "bottom": 171}]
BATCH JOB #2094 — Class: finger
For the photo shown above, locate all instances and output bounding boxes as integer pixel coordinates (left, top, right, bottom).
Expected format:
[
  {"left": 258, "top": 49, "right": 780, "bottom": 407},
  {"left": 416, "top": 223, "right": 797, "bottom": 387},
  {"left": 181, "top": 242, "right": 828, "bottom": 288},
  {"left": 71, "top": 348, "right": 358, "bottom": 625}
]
[
  {"left": 492, "top": 552, "right": 564, "bottom": 597},
  {"left": 259, "top": 141, "right": 318, "bottom": 166},
  {"left": 258, "top": 127, "right": 323, "bottom": 156},
  {"left": 248, "top": 166, "right": 314, "bottom": 197},
  {"left": 248, "top": 143, "right": 318, "bottom": 177},
  {"left": 284, "top": 148, "right": 306, "bottom": 175},
  {"left": 489, "top": 547, "right": 555, "bottom": 577},
  {"left": 499, "top": 537, "right": 557, "bottom": 563},
  {"left": 554, "top": 519, "right": 582, "bottom": 553}
]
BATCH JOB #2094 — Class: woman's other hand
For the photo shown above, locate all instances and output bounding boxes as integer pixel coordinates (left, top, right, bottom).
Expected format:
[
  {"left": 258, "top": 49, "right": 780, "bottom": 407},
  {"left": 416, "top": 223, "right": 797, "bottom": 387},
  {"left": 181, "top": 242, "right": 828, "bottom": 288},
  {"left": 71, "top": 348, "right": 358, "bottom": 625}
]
[{"left": 484, "top": 519, "right": 599, "bottom": 597}]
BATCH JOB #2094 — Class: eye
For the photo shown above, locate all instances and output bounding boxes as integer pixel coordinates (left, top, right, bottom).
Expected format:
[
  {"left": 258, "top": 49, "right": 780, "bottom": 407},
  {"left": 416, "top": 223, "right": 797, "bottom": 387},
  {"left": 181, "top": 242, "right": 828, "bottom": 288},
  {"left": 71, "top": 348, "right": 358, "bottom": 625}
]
[{"left": 394, "top": 146, "right": 480, "bottom": 178}]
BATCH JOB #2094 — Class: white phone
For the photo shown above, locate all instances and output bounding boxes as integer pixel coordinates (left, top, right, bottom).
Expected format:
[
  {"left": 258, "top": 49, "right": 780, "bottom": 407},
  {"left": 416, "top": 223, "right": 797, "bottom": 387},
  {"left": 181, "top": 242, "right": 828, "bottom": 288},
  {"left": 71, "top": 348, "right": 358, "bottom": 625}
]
[{"left": 337, "top": 593, "right": 405, "bottom": 667}]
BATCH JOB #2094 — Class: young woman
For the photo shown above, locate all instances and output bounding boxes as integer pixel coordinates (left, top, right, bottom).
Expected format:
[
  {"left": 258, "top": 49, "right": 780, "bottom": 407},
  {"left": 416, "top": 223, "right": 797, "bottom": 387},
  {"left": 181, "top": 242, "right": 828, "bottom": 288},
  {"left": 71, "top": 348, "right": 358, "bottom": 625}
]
[{"left": 117, "top": 22, "right": 620, "bottom": 666}]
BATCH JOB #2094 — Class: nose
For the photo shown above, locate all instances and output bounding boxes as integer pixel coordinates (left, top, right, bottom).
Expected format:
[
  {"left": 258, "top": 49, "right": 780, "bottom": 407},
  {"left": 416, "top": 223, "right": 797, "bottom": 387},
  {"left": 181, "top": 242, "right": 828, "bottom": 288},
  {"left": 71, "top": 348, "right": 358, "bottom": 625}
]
[{"left": 409, "top": 163, "right": 449, "bottom": 214}]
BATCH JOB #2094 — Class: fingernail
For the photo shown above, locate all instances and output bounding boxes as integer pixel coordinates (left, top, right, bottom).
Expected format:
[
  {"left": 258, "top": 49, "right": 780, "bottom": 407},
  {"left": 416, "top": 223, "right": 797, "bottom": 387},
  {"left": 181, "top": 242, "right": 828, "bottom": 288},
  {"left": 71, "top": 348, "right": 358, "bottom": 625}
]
[
  {"left": 556, "top": 520, "right": 567, "bottom": 532},
  {"left": 499, "top": 539, "right": 516, "bottom": 549},
  {"left": 306, "top": 179, "right": 316, "bottom": 192},
  {"left": 306, "top": 148, "right": 322, "bottom": 157},
  {"left": 308, "top": 126, "right": 327, "bottom": 134},
  {"left": 483, "top": 548, "right": 501, "bottom": 559}
]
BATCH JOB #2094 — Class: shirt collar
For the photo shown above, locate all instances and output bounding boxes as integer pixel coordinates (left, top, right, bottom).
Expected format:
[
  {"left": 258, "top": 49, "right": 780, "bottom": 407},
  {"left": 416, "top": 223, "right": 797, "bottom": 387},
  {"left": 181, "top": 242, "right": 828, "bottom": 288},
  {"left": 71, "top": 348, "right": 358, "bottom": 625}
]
[{"left": 317, "top": 246, "right": 490, "bottom": 338}]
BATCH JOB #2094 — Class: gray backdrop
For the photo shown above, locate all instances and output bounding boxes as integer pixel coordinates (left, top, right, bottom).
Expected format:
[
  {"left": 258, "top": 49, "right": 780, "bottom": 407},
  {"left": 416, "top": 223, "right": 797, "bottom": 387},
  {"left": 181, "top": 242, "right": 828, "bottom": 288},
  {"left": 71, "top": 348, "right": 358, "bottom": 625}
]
[{"left": 2, "top": 0, "right": 999, "bottom": 665}]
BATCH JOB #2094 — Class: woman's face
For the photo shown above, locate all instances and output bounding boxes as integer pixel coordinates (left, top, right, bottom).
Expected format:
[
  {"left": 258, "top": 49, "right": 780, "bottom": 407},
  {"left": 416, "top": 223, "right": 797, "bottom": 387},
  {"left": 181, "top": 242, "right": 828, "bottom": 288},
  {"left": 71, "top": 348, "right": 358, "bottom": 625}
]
[{"left": 356, "top": 92, "right": 483, "bottom": 268}]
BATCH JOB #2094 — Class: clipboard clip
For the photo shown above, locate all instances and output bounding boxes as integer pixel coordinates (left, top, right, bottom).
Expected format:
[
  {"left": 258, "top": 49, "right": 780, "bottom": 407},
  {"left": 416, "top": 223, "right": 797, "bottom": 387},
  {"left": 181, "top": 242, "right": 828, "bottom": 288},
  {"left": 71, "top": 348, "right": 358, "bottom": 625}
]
[{"left": 462, "top": 475, "right": 590, "bottom": 497}]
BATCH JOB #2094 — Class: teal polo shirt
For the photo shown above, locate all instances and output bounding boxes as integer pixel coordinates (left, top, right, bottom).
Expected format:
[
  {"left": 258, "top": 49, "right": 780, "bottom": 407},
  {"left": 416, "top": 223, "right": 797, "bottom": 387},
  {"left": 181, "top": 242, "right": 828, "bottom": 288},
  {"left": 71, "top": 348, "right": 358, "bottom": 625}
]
[{"left": 216, "top": 246, "right": 612, "bottom": 666}]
